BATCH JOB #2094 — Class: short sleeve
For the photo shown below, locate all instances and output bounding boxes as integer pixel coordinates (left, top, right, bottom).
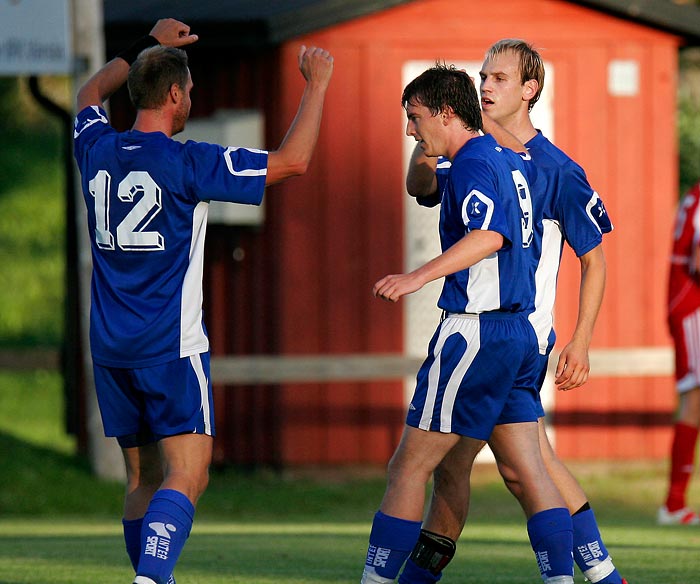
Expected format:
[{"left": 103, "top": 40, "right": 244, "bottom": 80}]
[
  {"left": 558, "top": 163, "right": 613, "bottom": 257},
  {"left": 183, "top": 141, "right": 269, "bottom": 206},
  {"left": 73, "top": 105, "right": 113, "bottom": 164},
  {"left": 451, "top": 159, "right": 511, "bottom": 244}
]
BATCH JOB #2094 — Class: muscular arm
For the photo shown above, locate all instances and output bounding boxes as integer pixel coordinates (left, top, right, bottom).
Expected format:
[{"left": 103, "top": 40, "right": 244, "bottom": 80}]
[
  {"left": 373, "top": 230, "right": 503, "bottom": 302},
  {"left": 690, "top": 238, "right": 700, "bottom": 281},
  {"left": 76, "top": 19, "right": 199, "bottom": 111},
  {"left": 406, "top": 143, "right": 438, "bottom": 197},
  {"left": 76, "top": 58, "right": 131, "bottom": 112},
  {"left": 554, "top": 244, "right": 607, "bottom": 390},
  {"left": 265, "top": 46, "right": 333, "bottom": 185}
]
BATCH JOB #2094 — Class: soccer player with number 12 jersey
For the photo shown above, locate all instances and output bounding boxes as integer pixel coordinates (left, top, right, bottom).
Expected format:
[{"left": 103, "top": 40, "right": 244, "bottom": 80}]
[{"left": 74, "top": 18, "right": 333, "bottom": 584}]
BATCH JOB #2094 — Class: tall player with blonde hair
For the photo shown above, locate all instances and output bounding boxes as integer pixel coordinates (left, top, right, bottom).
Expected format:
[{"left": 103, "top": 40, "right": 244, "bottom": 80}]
[{"left": 399, "top": 39, "right": 625, "bottom": 584}]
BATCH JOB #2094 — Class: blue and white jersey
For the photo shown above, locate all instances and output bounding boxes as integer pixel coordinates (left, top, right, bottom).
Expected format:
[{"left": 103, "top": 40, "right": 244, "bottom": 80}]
[
  {"left": 525, "top": 131, "right": 613, "bottom": 352},
  {"left": 74, "top": 105, "right": 268, "bottom": 367},
  {"left": 438, "top": 134, "right": 537, "bottom": 314},
  {"left": 427, "top": 132, "right": 612, "bottom": 352}
]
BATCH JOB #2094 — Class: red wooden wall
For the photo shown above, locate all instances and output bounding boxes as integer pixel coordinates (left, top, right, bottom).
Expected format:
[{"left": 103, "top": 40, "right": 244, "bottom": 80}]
[
  {"left": 106, "top": 0, "right": 682, "bottom": 465},
  {"left": 271, "top": 0, "right": 680, "bottom": 463}
]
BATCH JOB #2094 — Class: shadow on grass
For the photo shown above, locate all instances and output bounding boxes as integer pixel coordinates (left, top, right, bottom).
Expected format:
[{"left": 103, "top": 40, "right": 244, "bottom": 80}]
[
  {"left": 0, "top": 432, "right": 124, "bottom": 517},
  {"left": 1, "top": 428, "right": 670, "bottom": 527}
]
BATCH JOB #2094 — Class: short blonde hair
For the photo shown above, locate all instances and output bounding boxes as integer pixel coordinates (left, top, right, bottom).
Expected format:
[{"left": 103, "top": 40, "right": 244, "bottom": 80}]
[{"left": 485, "top": 39, "right": 544, "bottom": 112}]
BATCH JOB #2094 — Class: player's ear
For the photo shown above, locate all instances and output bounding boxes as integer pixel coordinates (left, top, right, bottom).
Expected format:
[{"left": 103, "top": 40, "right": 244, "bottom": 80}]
[
  {"left": 169, "top": 83, "right": 181, "bottom": 104},
  {"left": 522, "top": 79, "right": 538, "bottom": 103},
  {"left": 441, "top": 106, "right": 455, "bottom": 125}
]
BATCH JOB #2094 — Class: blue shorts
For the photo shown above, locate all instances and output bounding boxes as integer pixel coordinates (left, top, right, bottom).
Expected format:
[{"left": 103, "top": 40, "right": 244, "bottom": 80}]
[
  {"left": 93, "top": 352, "right": 215, "bottom": 447},
  {"left": 514, "top": 326, "right": 556, "bottom": 421},
  {"left": 406, "top": 312, "right": 541, "bottom": 440}
]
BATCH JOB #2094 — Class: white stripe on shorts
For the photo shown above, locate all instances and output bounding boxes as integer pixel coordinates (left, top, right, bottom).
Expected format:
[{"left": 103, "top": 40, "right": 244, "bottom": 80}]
[
  {"left": 420, "top": 315, "right": 481, "bottom": 433},
  {"left": 189, "top": 354, "right": 212, "bottom": 434},
  {"left": 682, "top": 309, "right": 700, "bottom": 393}
]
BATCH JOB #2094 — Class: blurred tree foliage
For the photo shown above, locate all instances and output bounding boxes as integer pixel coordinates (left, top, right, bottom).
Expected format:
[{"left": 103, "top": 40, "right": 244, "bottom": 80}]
[
  {"left": 0, "top": 77, "right": 66, "bottom": 347},
  {"left": 680, "top": 47, "right": 700, "bottom": 196},
  {"left": 0, "top": 77, "right": 67, "bottom": 194}
]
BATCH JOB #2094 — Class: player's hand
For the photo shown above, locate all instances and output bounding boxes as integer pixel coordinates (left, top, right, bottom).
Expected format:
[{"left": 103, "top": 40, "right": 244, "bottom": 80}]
[
  {"left": 373, "top": 273, "right": 423, "bottom": 302},
  {"left": 554, "top": 339, "right": 590, "bottom": 391},
  {"left": 298, "top": 45, "right": 334, "bottom": 89},
  {"left": 150, "top": 18, "right": 199, "bottom": 48}
]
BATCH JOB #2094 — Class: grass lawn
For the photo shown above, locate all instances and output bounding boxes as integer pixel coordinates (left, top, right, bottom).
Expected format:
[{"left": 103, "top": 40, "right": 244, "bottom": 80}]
[
  {"left": 1, "top": 370, "right": 699, "bottom": 583},
  {"left": 1, "top": 496, "right": 700, "bottom": 583}
]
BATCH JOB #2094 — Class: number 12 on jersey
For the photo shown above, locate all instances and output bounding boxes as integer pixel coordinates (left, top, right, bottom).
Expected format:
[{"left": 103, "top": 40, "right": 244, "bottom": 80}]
[{"left": 89, "top": 170, "right": 165, "bottom": 251}]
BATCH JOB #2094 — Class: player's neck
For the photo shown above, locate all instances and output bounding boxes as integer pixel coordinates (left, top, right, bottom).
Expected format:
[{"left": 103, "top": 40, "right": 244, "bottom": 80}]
[
  {"left": 500, "top": 111, "right": 537, "bottom": 145},
  {"left": 132, "top": 109, "right": 175, "bottom": 137},
  {"left": 447, "top": 129, "right": 481, "bottom": 161}
]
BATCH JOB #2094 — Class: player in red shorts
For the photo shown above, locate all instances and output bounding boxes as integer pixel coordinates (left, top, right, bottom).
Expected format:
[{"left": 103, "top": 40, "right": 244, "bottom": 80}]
[{"left": 661, "top": 182, "right": 700, "bottom": 525}]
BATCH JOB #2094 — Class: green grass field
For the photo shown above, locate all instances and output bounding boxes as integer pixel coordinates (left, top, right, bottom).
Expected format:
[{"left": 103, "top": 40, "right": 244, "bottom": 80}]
[{"left": 2, "top": 371, "right": 700, "bottom": 584}]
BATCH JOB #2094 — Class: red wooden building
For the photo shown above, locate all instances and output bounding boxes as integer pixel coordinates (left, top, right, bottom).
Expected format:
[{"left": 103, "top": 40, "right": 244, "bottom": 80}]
[{"left": 103, "top": 0, "right": 700, "bottom": 466}]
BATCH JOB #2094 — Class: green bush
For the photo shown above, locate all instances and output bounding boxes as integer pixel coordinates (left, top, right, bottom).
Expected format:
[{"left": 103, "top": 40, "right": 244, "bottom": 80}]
[
  {"left": 0, "top": 78, "right": 66, "bottom": 348},
  {"left": 679, "top": 96, "right": 700, "bottom": 196}
]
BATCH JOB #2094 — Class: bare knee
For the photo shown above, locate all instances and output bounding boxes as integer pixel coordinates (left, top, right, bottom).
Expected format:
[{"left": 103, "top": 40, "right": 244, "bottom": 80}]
[
  {"left": 496, "top": 458, "right": 523, "bottom": 499},
  {"left": 385, "top": 448, "right": 427, "bottom": 492},
  {"left": 159, "top": 434, "right": 213, "bottom": 505}
]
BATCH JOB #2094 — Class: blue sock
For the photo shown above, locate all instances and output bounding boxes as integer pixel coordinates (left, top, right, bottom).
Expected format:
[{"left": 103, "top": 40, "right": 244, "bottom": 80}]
[
  {"left": 363, "top": 511, "right": 422, "bottom": 580},
  {"left": 572, "top": 508, "right": 622, "bottom": 583},
  {"left": 123, "top": 517, "right": 143, "bottom": 569},
  {"left": 527, "top": 507, "right": 574, "bottom": 581},
  {"left": 136, "top": 490, "right": 194, "bottom": 584},
  {"left": 124, "top": 517, "right": 177, "bottom": 584},
  {"left": 398, "top": 558, "right": 442, "bottom": 583}
]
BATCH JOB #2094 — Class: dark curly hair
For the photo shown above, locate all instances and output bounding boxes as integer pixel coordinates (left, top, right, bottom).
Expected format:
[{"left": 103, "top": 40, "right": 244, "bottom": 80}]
[{"left": 402, "top": 63, "right": 482, "bottom": 133}]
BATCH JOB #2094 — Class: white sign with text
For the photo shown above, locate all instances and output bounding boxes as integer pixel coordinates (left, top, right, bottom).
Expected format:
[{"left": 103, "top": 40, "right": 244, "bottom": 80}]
[{"left": 0, "top": 0, "right": 72, "bottom": 75}]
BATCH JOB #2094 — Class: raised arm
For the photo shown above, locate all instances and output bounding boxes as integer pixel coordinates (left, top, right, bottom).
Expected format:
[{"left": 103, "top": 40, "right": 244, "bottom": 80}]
[
  {"left": 554, "top": 244, "right": 607, "bottom": 390},
  {"left": 265, "top": 46, "right": 334, "bottom": 185},
  {"left": 406, "top": 142, "right": 439, "bottom": 197},
  {"left": 481, "top": 112, "right": 527, "bottom": 153},
  {"left": 76, "top": 18, "right": 198, "bottom": 112}
]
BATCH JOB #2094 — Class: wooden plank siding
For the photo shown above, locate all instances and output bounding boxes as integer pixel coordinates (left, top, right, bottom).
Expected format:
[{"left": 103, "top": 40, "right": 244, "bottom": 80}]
[
  {"left": 102, "top": 0, "right": 681, "bottom": 466},
  {"left": 271, "top": 0, "right": 681, "bottom": 463}
]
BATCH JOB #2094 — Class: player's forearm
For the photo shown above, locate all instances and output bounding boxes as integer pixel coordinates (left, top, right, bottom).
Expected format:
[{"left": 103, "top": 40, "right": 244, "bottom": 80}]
[
  {"left": 266, "top": 83, "right": 328, "bottom": 185},
  {"left": 413, "top": 230, "right": 503, "bottom": 285},
  {"left": 406, "top": 143, "right": 438, "bottom": 197},
  {"left": 76, "top": 58, "right": 130, "bottom": 111},
  {"left": 570, "top": 245, "right": 606, "bottom": 346}
]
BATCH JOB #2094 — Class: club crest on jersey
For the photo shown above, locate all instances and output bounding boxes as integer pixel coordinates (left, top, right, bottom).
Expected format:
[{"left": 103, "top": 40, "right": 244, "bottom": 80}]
[
  {"left": 586, "top": 191, "right": 613, "bottom": 233},
  {"left": 462, "top": 189, "right": 495, "bottom": 229}
]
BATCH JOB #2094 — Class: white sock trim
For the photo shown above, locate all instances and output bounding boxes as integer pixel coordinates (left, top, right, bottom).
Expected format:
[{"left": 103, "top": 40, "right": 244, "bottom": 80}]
[
  {"left": 583, "top": 555, "right": 616, "bottom": 583},
  {"left": 360, "top": 566, "right": 394, "bottom": 584},
  {"left": 544, "top": 576, "right": 575, "bottom": 584},
  {"left": 133, "top": 577, "right": 158, "bottom": 584}
]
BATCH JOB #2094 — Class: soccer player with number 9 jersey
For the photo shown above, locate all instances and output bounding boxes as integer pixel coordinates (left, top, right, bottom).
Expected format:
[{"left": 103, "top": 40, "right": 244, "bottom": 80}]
[
  {"left": 360, "top": 64, "right": 575, "bottom": 584},
  {"left": 399, "top": 40, "right": 622, "bottom": 584}
]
